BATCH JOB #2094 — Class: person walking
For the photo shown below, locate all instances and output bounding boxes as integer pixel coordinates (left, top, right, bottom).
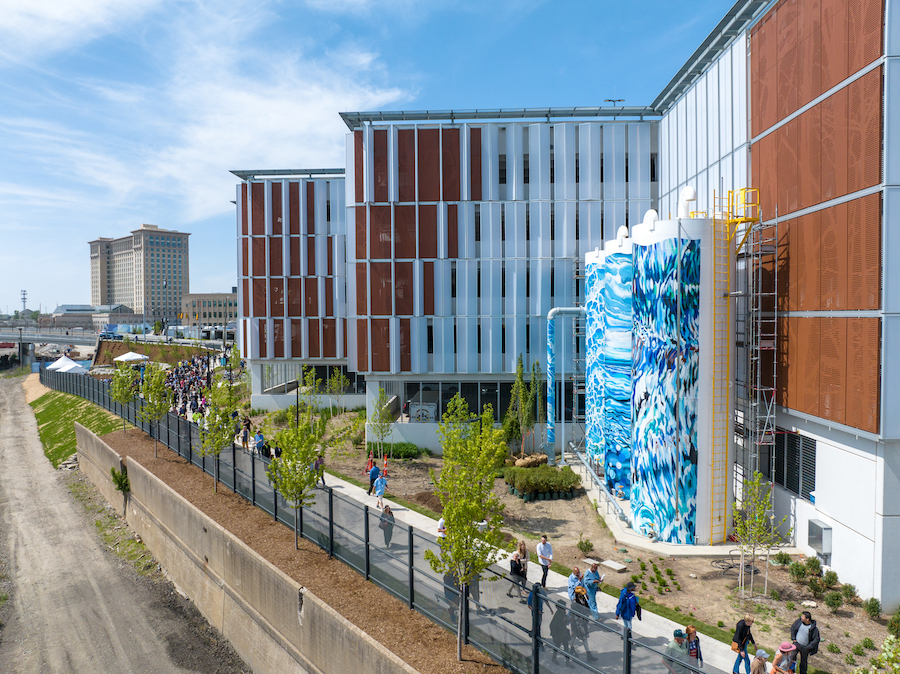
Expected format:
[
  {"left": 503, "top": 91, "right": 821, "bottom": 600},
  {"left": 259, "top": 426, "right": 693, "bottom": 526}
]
[
  {"left": 615, "top": 581, "right": 641, "bottom": 632},
  {"left": 567, "top": 567, "right": 585, "bottom": 602},
  {"left": 313, "top": 454, "right": 326, "bottom": 487},
  {"left": 254, "top": 430, "right": 265, "bottom": 456},
  {"left": 750, "top": 649, "right": 770, "bottom": 674},
  {"left": 241, "top": 418, "right": 250, "bottom": 450},
  {"left": 662, "top": 629, "right": 690, "bottom": 674},
  {"left": 790, "top": 611, "right": 820, "bottom": 674},
  {"left": 583, "top": 562, "right": 604, "bottom": 620},
  {"left": 536, "top": 535, "right": 553, "bottom": 587},
  {"left": 517, "top": 540, "right": 529, "bottom": 574},
  {"left": 685, "top": 624, "right": 704, "bottom": 669},
  {"left": 437, "top": 516, "right": 446, "bottom": 538},
  {"left": 379, "top": 505, "right": 395, "bottom": 548},
  {"left": 508, "top": 552, "right": 527, "bottom": 600},
  {"left": 367, "top": 462, "right": 380, "bottom": 495},
  {"left": 732, "top": 614, "right": 756, "bottom": 674},
  {"left": 374, "top": 473, "right": 387, "bottom": 509},
  {"left": 772, "top": 641, "right": 798, "bottom": 673}
]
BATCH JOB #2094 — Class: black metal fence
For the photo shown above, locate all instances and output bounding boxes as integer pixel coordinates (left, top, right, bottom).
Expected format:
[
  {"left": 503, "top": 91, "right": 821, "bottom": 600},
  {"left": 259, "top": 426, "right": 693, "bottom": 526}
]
[{"left": 42, "top": 367, "right": 726, "bottom": 674}]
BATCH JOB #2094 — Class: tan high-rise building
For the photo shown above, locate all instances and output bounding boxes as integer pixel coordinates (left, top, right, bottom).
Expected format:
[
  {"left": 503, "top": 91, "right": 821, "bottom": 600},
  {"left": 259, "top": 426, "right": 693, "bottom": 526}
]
[{"left": 89, "top": 224, "right": 190, "bottom": 323}]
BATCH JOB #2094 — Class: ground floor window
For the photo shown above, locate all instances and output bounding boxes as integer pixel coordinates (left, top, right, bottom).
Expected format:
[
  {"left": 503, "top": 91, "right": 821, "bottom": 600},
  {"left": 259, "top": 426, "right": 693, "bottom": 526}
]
[{"left": 773, "top": 430, "right": 816, "bottom": 501}]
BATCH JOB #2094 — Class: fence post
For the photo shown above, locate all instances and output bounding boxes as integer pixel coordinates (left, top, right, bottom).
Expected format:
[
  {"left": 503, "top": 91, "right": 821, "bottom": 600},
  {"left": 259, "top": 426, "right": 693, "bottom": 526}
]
[
  {"left": 232, "top": 444, "right": 237, "bottom": 494},
  {"left": 463, "top": 583, "right": 470, "bottom": 646},
  {"left": 531, "top": 583, "right": 541, "bottom": 674},
  {"left": 408, "top": 527, "right": 415, "bottom": 609},
  {"left": 364, "top": 505, "right": 370, "bottom": 580},
  {"left": 251, "top": 450, "right": 256, "bottom": 506},
  {"left": 327, "top": 487, "right": 334, "bottom": 559},
  {"left": 623, "top": 626, "right": 632, "bottom": 674}
]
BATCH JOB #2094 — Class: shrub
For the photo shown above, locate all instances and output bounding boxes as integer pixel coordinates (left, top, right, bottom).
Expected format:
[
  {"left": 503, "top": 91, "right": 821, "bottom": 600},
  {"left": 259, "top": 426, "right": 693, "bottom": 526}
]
[
  {"left": 717, "top": 620, "right": 725, "bottom": 628},
  {"left": 888, "top": 612, "right": 900, "bottom": 638},
  {"left": 503, "top": 465, "right": 581, "bottom": 495},
  {"left": 674, "top": 606, "right": 681, "bottom": 612},
  {"left": 841, "top": 584, "right": 857, "bottom": 601},
  {"left": 641, "top": 582, "right": 647, "bottom": 591},
  {"left": 852, "top": 644, "right": 865, "bottom": 656},
  {"left": 631, "top": 574, "right": 640, "bottom": 584},
  {"left": 786, "top": 601, "right": 796, "bottom": 611},
  {"left": 271, "top": 408, "right": 290, "bottom": 426},
  {"left": 659, "top": 578, "right": 668, "bottom": 588},
  {"left": 808, "top": 577, "right": 824, "bottom": 598},
  {"left": 773, "top": 550, "right": 792, "bottom": 566},
  {"left": 760, "top": 624, "right": 771, "bottom": 632},
  {"left": 864, "top": 597, "right": 882, "bottom": 619},
  {"left": 789, "top": 562, "right": 808, "bottom": 583},
  {"left": 770, "top": 589, "right": 781, "bottom": 601},
  {"left": 845, "top": 654, "right": 856, "bottom": 666},
  {"left": 666, "top": 568, "right": 675, "bottom": 578},
  {"left": 823, "top": 569, "right": 839, "bottom": 589},
  {"left": 577, "top": 535, "right": 594, "bottom": 554},
  {"left": 367, "top": 442, "right": 422, "bottom": 459},
  {"left": 827, "top": 643, "right": 841, "bottom": 654},
  {"left": 805, "top": 556, "right": 822, "bottom": 576},
  {"left": 658, "top": 587, "right": 665, "bottom": 595},
  {"left": 824, "top": 591, "right": 843, "bottom": 612}
]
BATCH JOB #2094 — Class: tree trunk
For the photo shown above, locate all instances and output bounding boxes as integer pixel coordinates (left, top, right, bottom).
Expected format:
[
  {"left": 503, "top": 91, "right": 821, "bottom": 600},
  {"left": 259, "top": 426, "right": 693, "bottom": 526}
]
[
  {"left": 214, "top": 457, "right": 219, "bottom": 494},
  {"left": 764, "top": 548, "right": 770, "bottom": 597},
  {"left": 749, "top": 547, "right": 756, "bottom": 597},
  {"left": 154, "top": 421, "right": 158, "bottom": 458},
  {"left": 457, "top": 583, "right": 465, "bottom": 662},
  {"left": 739, "top": 549, "right": 745, "bottom": 596},
  {"left": 294, "top": 507, "right": 299, "bottom": 550}
]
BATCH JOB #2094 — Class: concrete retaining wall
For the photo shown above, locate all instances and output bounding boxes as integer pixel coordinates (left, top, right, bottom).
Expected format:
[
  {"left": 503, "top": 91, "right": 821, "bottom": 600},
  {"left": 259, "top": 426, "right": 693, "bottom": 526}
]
[
  {"left": 75, "top": 422, "right": 125, "bottom": 515},
  {"left": 76, "top": 428, "right": 420, "bottom": 674}
]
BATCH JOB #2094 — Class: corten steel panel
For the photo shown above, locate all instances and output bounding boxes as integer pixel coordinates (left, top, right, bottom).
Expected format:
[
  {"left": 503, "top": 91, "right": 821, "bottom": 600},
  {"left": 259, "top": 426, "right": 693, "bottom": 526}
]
[
  {"left": 270, "top": 278, "right": 284, "bottom": 317},
  {"left": 242, "top": 321, "right": 248, "bottom": 358},
  {"left": 820, "top": 85, "right": 849, "bottom": 200},
  {"left": 398, "top": 129, "right": 416, "bottom": 203},
  {"left": 324, "top": 277, "right": 333, "bottom": 316},
  {"left": 757, "top": 12, "right": 776, "bottom": 76},
  {"left": 847, "top": 67, "right": 883, "bottom": 194},
  {"left": 777, "top": 44, "right": 800, "bottom": 121},
  {"left": 778, "top": 0, "right": 800, "bottom": 64},
  {"left": 819, "top": 202, "right": 850, "bottom": 309},
  {"left": 800, "top": 0, "right": 821, "bottom": 40},
  {"left": 846, "top": 317, "right": 881, "bottom": 432},
  {"left": 751, "top": 69, "right": 760, "bottom": 139},
  {"left": 242, "top": 279, "right": 250, "bottom": 317},
  {"left": 847, "top": 192, "right": 882, "bottom": 310},
  {"left": 373, "top": 129, "right": 389, "bottom": 203},
  {"left": 370, "top": 262, "right": 392, "bottom": 316},
  {"left": 308, "top": 318, "right": 320, "bottom": 358},
  {"left": 848, "top": 0, "right": 884, "bottom": 75},
  {"left": 241, "top": 239, "right": 248, "bottom": 277},
  {"left": 798, "top": 33, "right": 823, "bottom": 112},
  {"left": 776, "top": 316, "right": 791, "bottom": 408},
  {"left": 820, "top": 6, "right": 849, "bottom": 92},
  {"left": 369, "top": 205, "right": 392, "bottom": 259},
  {"left": 371, "top": 319, "right": 391, "bottom": 372},
  {"left": 395, "top": 205, "right": 416, "bottom": 258},
  {"left": 253, "top": 279, "right": 267, "bottom": 317},
  {"left": 818, "top": 316, "right": 847, "bottom": 424},
  {"left": 400, "top": 318, "right": 411, "bottom": 372},
  {"left": 269, "top": 236, "right": 282, "bottom": 276},
  {"left": 356, "top": 265, "right": 367, "bottom": 315},
  {"left": 306, "top": 182, "right": 315, "bottom": 235},
  {"left": 355, "top": 206, "right": 367, "bottom": 260},
  {"left": 417, "top": 129, "right": 440, "bottom": 202},
  {"left": 418, "top": 205, "right": 438, "bottom": 258},
  {"left": 799, "top": 105, "right": 821, "bottom": 210},
  {"left": 290, "top": 236, "right": 301, "bottom": 278},
  {"left": 258, "top": 319, "right": 267, "bottom": 358},
  {"left": 761, "top": 226, "right": 778, "bottom": 314},
  {"left": 754, "top": 134, "right": 778, "bottom": 212},
  {"left": 356, "top": 319, "right": 369, "bottom": 371},
  {"left": 442, "top": 128, "right": 461, "bottom": 202},
  {"left": 287, "top": 278, "right": 303, "bottom": 317},
  {"left": 354, "top": 130, "right": 364, "bottom": 204},
  {"left": 273, "top": 319, "right": 284, "bottom": 358},
  {"left": 395, "top": 261, "right": 414, "bottom": 316},
  {"left": 448, "top": 204, "right": 459, "bottom": 258},
  {"left": 798, "top": 316, "right": 821, "bottom": 417},
  {"left": 291, "top": 319, "right": 302, "bottom": 358},
  {"left": 797, "top": 212, "right": 821, "bottom": 310},
  {"left": 323, "top": 319, "right": 336, "bottom": 358},
  {"left": 470, "top": 127, "right": 482, "bottom": 201},
  {"left": 759, "top": 66, "right": 779, "bottom": 133},
  {"left": 271, "top": 183, "right": 282, "bottom": 235},
  {"left": 252, "top": 239, "right": 266, "bottom": 277},
  {"left": 251, "top": 183, "right": 265, "bottom": 235},
  {"left": 784, "top": 218, "right": 799, "bottom": 311},
  {"left": 241, "top": 184, "right": 248, "bottom": 235},
  {"left": 821, "top": 0, "right": 844, "bottom": 23},
  {"left": 305, "top": 277, "right": 318, "bottom": 317},
  {"left": 289, "top": 182, "right": 299, "bottom": 234},
  {"left": 777, "top": 118, "right": 801, "bottom": 214},
  {"left": 327, "top": 237, "right": 333, "bottom": 276},
  {"left": 424, "top": 261, "right": 435, "bottom": 315},
  {"left": 307, "top": 238, "right": 316, "bottom": 276}
]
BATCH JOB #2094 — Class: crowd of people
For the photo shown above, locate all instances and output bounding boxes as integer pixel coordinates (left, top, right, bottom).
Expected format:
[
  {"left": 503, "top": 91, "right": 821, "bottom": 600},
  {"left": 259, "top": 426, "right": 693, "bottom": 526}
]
[{"left": 165, "top": 354, "right": 212, "bottom": 421}]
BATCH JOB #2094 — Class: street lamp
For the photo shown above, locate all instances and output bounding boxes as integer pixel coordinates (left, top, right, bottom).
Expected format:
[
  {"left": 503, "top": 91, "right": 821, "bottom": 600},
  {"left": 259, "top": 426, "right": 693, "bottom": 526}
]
[{"left": 163, "top": 279, "right": 168, "bottom": 338}]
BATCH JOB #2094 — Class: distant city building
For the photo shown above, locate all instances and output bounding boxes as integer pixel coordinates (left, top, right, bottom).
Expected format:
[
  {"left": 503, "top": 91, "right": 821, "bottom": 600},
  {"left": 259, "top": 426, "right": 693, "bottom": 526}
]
[
  {"left": 44, "top": 304, "right": 141, "bottom": 330},
  {"left": 89, "top": 224, "right": 190, "bottom": 323},
  {"left": 180, "top": 289, "right": 238, "bottom": 327}
]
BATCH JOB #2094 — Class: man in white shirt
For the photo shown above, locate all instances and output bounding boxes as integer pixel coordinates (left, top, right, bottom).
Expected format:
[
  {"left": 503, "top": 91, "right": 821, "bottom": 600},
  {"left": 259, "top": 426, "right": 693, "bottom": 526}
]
[{"left": 536, "top": 535, "right": 553, "bottom": 587}]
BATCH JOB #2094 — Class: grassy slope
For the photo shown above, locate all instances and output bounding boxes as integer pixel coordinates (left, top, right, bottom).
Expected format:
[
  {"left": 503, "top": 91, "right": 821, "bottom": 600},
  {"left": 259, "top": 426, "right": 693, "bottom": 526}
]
[{"left": 30, "top": 390, "right": 130, "bottom": 467}]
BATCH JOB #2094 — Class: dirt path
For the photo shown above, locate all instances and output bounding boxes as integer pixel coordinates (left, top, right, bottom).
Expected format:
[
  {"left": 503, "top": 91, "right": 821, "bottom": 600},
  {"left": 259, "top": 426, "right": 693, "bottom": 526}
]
[{"left": 0, "top": 377, "right": 249, "bottom": 674}]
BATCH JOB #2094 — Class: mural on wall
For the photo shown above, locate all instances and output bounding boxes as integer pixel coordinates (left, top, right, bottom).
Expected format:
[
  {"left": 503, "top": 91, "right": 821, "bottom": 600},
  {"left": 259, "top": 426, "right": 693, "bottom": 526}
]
[
  {"left": 601, "top": 250, "right": 633, "bottom": 497},
  {"left": 631, "top": 237, "right": 700, "bottom": 544},
  {"left": 584, "top": 257, "right": 604, "bottom": 469}
]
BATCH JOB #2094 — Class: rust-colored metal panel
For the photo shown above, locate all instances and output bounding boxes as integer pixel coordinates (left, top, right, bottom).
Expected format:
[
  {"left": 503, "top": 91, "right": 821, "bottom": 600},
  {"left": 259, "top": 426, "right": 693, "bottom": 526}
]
[
  {"left": 287, "top": 277, "right": 303, "bottom": 317},
  {"left": 324, "top": 277, "right": 333, "bottom": 316},
  {"left": 354, "top": 130, "right": 364, "bottom": 204},
  {"left": 289, "top": 182, "right": 299, "bottom": 234},
  {"left": 848, "top": 0, "right": 884, "bottom": 75},
  {"left": 306, "top": 182, "right": 315, "bottom": 235},
  {"left": 269, "top": 278, "right": 284, "bottom": 317},
  {"left": 357, "top": 319, "right": 369, "bottom": 371},
  {"left": 751, "top": 69, "right": 761, "bottom": 139},
  {"left": 759, "top": 65, "right": 778, "bottom": 133},
  {"left": 820, "top": 85, "right": 849, "bottom": 200},
  {"left": 819, "top": 202, "right": 848, "bottom": 309},
  {"left": 308, "top": 318, "right": 320, "bottom": 358},
  {"left": 369, "top": 205, "right": 392, "bottom": 259},
  {"left": 398, "top": 129, "right": 416, "bottom": 202},
  {"left": 399, "top": 318, "right": 411, "bottom": 372},
  {"left": 776, "top": 221, "right": 791, "bottom": 312},
  {"left": 777, "top": 118, "right": 801, "bottom": 215},
  {"left": 271, "top": 183, "right": 282, "bottom": 234},
  {"left": 307, "top": 237, "right": 316, "bottom": 276},
  {"left": 241, "top": 184, "right": 248, "bottom": 235},
  {"left": 242, "top": 321, "right": 248, "bottom": 358},
  {"left": 470, "top": 127, "right": 482, "bottom": 201},
  {"left": 417, "top": 128, "right": 440, "bottom": 202},
  {"left": 418, "top": 204, "right": 438, "bottom": 258},
  {"left": 820, "top": 0, "right": 844, "bottom": 23},
  {"left": 374, "top": 129, "right": 389, "bottom": 203},
  {"left": 355, "top": 206, "right": 367, "bottom": 260},
  {"left": 305, "top": 277, "right": 318, "bottom": 317},
  {"left": 395, "top": 261, "right": 414, "bottom": 316},
  {"left": 787, "top": 316, "right": 801, "bottom": 409},
  {"left": 258, "top": 319, "right": 267, "bottom": 359},
  {"left": 845, "top": 317, "right": 881, "bottom": 432},
  {"left": 252, "top": 239, "right": 266, "bottom": 277},
  {"left": 323, "top": 319, "right": 336, "bottom": 358},
  {"left": 269, "top": 236, "right": 282, "bottom": 277},
  {"left": 395, "top": 205, "right": 416, "bottom": 258},
  {"left": 848, "top": 67, "right": 883, "bottom": 194},
  {"left": 778, "top": 0, "right": 800, "bottom": 63},
  {"left": 820, "top": 6, "right": 849, "bottom": 92},
  {"left": 242, "top": 279, "right": 249, "bottom": 317},
  {"left": 787, "top": 218, "right": 800, "bottom": 311},
  {"left": 800, "top": 0, "right": 821, "bottom": 39},
  {"left": 442, "top": 127, "right": 461, "bottom": 202},
  {"left": 371, "top": 319, "right": 391, "bottom": 372},
  {"left": 356, "top": 264, "right": 367, "bottom": 316},
  {"left": 799, "top": 105, "right": 821, "bottom": 210},
  {"left": 273, "top": 319, "right": 284, "bottom": 358},
  {"left": 818, "top": 316, "right": 846, "bottom": 424},
  {"left": 796, "top": 316, "right": 821, "bottom": 417},
  {"left": 776, "top": 316, "right": 791, "bottom": 408},
  {"left": 290, "top": 236, "right": 301, "bottom": 279},
  {"left": 798, "top": 212, "right": 821, "bottom": 310},
  {"left": 423, "top": 261, "right": 435, "bottom": 315},
  {"left": 847, "top": 192, "right": 882, "bottom": 310},
  {"left": 761, "top": 225, "right": 778, "bottom": 314},
  {"left": 253, "top": 279, "right": 266, "bottom": 317},
  {"left": 755, "top": 133, "right": 778, "bottom": 214},
  {"left": 798, "top": 33, "right": 822, "bottom": 112},
  {"left": 342, "top": 318, "right": 347, "bottom": 359},
  {"left": 327, "top": 236, "right": 333, "bottom": 276},
  {"left": 777, "top": 44, "right": 799, "bottom": 121},
  {"left": 251, "top": 183, "right": 265, "bottom": 235},
  {"left": 756, "top": 12, "right": 776, "bottom": 77},
  {"left": 241, "top": 238, "right": 248, "bottom": 277},
  {"left": 448, "top": 204, "right": 459, "bottom": 258},
  {"left": 291, "top": 319, "right": 302, "bottom": 358},
  {"left": 370, "top": 261, "right": 392, "bottom": 316}
]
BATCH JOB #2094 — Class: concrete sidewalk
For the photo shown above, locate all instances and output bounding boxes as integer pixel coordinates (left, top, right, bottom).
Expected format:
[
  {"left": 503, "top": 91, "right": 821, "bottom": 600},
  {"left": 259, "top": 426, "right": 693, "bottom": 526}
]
[{"left": 321, "top": 467, "right": 745, "bottom": 674}]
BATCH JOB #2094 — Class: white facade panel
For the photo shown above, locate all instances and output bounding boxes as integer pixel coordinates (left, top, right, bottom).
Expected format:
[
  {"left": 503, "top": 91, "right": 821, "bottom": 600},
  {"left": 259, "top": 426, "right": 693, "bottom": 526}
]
[
  {"left": 554, "top": 259, "right": 574, "bottom": 308},
  {"left": 506, "top": 124, "right": 525, "bottom": 201},
  {"left": 457, "top": 259, "right": 477, "bottom": 317},
  {"left": 554, "top": 201, "right": 577, "bottom": 258},
  {"left": 629, "top": 200, "right": 652, "bottom": 232},
  {"left": 506, "top": 258, "right": 527, "bottom": 317},
  {"left": 628, "top": 123, "right": 651, "bottom": 201},
  {"left": 579, "top": 123, "right": 602, "bottom": 200},
  {"left": 696, "top": 77, "right": 708, "bottom": 174},
  {"left": 530, "top": 258, "right": 552, "bottom": 316},
  {"left": 734, "top": 37, "right": 748, "bottom": 148},
  {"left": 433, "top": 316, "right": 455, "bottom": 374},
  {"left": 603, "top": 124, "right": 627, "bottom": 201},
  {"left": 410, "top": 316, "right": 428, "bottom": 373},
  {"left": 814, "top": 437, "right": 877, "bottom": 541},
  {"left": 555, "top": 123, "right": 577, "bottom": 201},
  {"left": 482, "top": 259, "right": 502, "bottom": 318},
  {"left": 506, "top": 317, "right": 527, "bottom": 372},
  {"left": 458, "top": 202, "right": 476, "bottom": 259},
  {"left": 579, "top": 201, "right": 603, "bottom": 253},
  {"left": 363, "top": 125, "right": 374, "bottom": 204},
  {"left": 686, "top": 87, "right": 697, "bottom": 180},
  {"left": 721, "top": 48, "right": 734, "bottom": 156},
  {"left": 388, "top": 126, "right": 399, "bottom": 203},
  {"left": 461, "top": 123, "right": 472, "bottom": 202},
  {"left": 389, "top": 317, "right": 400, "bottom": 374},
  {"left": 707, "top": 61, "right": 720, "bottom": 166},
  {"left": 483, "top": 125, "right": 501, "bottom": 202},
  {"left": 482, "top": 317, "right": 503, "bottom": 373},
  {"left": 433, "top": 259, "right": 451, "bottom": 317},
  {"left": 529, "top": 124, "right": 552, "bottom": 201},
  {"left": 603, "top": 201, "right": 626, "bottom": 244},
  {"left": 507, "top": 202, "right": 527, "bottom": 258},
  {"left": 482, "top": 202, "right": 502, "bottom": 259},
  {"left": 530, "top": 201, "right": 552, "bottom": 258},
  {"left": 457, "top": 316, "right": 479, "bottom": 373},
  {"left": 345, "top": 133, "right": 355, "bottom": 204}
]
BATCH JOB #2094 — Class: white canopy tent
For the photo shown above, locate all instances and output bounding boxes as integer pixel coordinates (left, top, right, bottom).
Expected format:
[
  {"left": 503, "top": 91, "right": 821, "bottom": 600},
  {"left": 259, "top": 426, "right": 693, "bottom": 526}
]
[
  {"left": 113, "top": 351, "right": 149, "bottom": 363},
  {"left": 58, "top": 361, "right": 88, "bottom": 374},
  {"left": 47, "top": 355, "right": 78, "bottom": 371}
]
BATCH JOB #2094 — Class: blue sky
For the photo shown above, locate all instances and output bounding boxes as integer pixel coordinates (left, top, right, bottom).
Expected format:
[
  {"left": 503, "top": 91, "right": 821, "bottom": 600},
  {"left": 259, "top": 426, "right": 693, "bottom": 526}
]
[{"left": 0, "top": 0, "right": 730, "bottom": 315}]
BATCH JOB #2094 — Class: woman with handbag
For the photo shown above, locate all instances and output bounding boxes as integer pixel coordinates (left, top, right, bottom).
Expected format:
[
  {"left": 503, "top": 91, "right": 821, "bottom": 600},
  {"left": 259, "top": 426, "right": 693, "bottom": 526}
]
[
  {"left": 379, "top": 505, "right": 395, "bottom": 548},
  {"left": 732, "top": 615, "right": 756, "bottom": 674}
]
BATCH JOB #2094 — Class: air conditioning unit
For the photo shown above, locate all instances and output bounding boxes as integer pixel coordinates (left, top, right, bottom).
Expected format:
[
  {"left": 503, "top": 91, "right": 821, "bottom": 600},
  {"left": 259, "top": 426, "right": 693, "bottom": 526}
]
[{"left": 808, "top": 519, "right": 832, "bottom": 562}]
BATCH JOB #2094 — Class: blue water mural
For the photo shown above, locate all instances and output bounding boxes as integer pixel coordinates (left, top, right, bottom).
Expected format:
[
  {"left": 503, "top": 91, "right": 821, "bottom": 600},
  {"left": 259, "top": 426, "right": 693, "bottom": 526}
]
[
  {"left": 600, "top": 251, "right": 633, "bottom": 497},
  {"left": 631, "top": 238, "right": 700, "bottom": 545},
  {"left": 584, "top": 258, "right": 604, "bottom": 469},
  {"left": 546, "top": 313, "right": 556, "bottom": 452}
]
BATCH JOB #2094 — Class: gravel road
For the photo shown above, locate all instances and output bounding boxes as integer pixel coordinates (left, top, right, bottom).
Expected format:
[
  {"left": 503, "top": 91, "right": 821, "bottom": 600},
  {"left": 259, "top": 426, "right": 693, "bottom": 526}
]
[{"left": 0, "top": 377, "right": 250, "bottom": 673}]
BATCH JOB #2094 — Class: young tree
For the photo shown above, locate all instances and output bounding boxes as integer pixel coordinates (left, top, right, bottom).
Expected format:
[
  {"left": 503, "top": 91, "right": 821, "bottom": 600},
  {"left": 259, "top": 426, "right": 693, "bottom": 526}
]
[
  {"left": 198, "top": 345, "right": 241, "bottom": 492},
  {"left": 138, "top": 362, "right": 173, "bottom": 458},
  {"left": 732, "top": 470, "right": 792, "bottom": 597},
  {"left": 502, "top": 355, "right": 526, "bottom": 454},
  {"left": 368, "top": 386, "right": 393, "bottom": 460},
  {"left": 110, "top": 362, "right": 137, "bottom": 435},
  {"left": 852, "top": 635, "right": 900, "bottom": 674},
  {"left": 425, "top": 393, "right": 506, "bottom": 661},
  {"left": 530, "top": 360, "right": 545, "bottom": 452},
  {"left": 325, "top": 366, "right": 351, "bottom": 416}
]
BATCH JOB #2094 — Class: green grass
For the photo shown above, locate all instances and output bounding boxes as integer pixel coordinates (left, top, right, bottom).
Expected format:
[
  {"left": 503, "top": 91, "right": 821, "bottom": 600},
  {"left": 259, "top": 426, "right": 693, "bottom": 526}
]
[
  {"left": 2, "top": 365, "right": 31, "bottom": 378},
  {"left": 30, "top": 390, "right": 131, "bottom": 467}
]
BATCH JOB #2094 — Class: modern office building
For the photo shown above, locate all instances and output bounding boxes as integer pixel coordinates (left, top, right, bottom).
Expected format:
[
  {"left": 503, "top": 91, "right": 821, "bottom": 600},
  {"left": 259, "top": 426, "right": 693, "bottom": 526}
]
[
  {"left": 180, "top": 290, "right": 238, "bottom": 327},
  {"left": 236, "top": 0, "right": 899, "bottom": 607},
  {"left": 89, "top": 224, "right": 190, "bottom": 324}
]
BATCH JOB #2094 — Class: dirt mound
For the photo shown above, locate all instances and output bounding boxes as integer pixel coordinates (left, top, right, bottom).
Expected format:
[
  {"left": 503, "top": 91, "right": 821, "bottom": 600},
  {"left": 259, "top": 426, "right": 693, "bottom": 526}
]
[
  {"left": 22, "top": 373, "right": 51, "bottom": 403},
  {"left": 410, "top": 491, "right": 444, "bottom": 514},
  {"left": 94, "top": 340, "right": 210, "bottom": 367}
]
